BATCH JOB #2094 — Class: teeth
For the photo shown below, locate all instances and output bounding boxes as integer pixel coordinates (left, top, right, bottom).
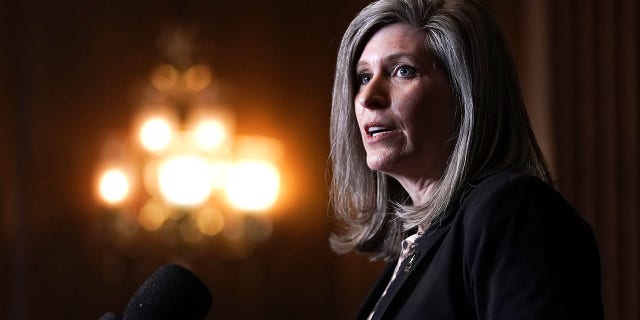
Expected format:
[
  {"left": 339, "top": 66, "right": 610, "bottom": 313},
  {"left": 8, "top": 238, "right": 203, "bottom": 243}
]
[{"left": 368, "top": 126, "right": 390, "bottom": 136}]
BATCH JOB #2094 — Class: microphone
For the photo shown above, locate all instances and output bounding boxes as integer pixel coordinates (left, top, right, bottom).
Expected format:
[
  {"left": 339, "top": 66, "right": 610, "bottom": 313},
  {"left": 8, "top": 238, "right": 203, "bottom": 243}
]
[{"left": 99, "top": 264, "right": 213, "bottom": 320}]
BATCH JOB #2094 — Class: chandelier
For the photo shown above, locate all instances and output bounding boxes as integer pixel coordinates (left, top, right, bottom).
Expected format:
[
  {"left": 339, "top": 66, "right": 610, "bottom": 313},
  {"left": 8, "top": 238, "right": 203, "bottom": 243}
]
[{"left": 93, "top": 28, "right": 282, "bottom": 255}]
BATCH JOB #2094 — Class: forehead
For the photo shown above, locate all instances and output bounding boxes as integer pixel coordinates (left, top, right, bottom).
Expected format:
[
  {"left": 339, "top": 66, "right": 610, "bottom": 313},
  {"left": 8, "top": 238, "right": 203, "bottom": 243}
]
[{"left": 358, "top": 24, "right": 428, "bottom": 61}]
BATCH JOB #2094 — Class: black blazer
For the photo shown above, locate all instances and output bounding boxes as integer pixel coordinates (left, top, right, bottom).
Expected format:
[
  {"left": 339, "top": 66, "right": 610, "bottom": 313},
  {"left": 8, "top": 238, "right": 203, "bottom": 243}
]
[{"left": 357, "top": 172, "right": 604, "bottom": 320}]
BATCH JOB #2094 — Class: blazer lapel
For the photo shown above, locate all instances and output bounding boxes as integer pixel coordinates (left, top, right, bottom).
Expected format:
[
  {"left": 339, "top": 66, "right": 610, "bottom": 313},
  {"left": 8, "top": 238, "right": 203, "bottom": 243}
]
[
  {"left": 371, "top": 223, "right": 452, "bottom": 319},
  {"left": 355, "top": 263, "right": 395, "bottom": 320}
]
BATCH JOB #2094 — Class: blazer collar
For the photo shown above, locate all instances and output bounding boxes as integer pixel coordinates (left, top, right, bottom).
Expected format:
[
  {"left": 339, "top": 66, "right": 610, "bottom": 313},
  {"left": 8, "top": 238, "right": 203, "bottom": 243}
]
[
  {"left": 356, "top": 213, "right": 455, "bottom": 320},
  {"left": 372, "top": 223, "right": 452, "bottom": 319}
]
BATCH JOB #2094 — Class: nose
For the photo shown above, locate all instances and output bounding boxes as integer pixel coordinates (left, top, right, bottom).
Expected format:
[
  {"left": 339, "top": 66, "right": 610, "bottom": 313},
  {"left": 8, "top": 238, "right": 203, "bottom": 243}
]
[{"left": 355, "top": 76, "right": 389, "bottom": 110}]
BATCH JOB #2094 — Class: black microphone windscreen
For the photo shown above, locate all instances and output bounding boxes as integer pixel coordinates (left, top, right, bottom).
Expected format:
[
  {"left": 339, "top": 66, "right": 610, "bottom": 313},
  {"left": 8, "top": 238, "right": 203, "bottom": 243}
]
[{"left": 122, "top": 264, "right": 212, "bottom": 320}]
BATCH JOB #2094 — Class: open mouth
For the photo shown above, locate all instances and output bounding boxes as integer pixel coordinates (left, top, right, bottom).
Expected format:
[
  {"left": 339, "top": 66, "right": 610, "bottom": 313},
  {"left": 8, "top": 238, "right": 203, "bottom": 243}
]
[{"left": 365, "top": 125, "right": 394, "bottom": 137}]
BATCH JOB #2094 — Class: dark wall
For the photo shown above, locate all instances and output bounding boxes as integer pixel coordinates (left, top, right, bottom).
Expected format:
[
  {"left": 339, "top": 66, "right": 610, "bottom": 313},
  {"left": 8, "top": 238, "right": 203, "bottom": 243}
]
[
  {"left": 1, "top": 0, "right": 375, "bottom": 319},
  {"left": 484, "top": 1, "right": 640, "bottom": 319}
]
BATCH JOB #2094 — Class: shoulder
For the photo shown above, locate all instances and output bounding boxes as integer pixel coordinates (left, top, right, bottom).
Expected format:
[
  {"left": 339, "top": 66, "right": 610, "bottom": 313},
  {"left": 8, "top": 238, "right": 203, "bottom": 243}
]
[
  {"left": 448, "top": 172, "right": 603, "bottom": 319},
  {"left": 453, "top": 171, "right": 591, "bottom": 242},
  {"left": 461, "top": 171, "right": 558, "bottom": 210}
]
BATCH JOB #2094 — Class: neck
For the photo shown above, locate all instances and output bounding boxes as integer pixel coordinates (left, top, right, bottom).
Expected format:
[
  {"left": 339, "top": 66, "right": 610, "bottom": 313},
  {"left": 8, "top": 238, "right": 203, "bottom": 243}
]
[{"left": 394, "top": 175, "right": 438, "bottom": 206}]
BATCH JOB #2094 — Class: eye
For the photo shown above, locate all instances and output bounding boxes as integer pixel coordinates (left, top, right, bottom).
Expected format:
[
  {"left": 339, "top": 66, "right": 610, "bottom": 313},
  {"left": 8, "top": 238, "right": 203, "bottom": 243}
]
[
  {"left": 357, "top": 73, "right": 372, "bottom": 86},
  {"left": 394, "top": 65, "right": 416, "bottom": 78}
]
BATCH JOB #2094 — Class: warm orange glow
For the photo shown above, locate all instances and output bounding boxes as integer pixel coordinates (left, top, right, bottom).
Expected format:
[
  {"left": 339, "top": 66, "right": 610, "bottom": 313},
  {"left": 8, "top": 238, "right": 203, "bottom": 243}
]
[
  {"left": 96, "top": 54, "right": 289, "bottom": 248},
  {"left": 225, "top": 160, "right": 280, "bottom": 212},
  {"left": 209, "top": 160, "right": 231, "bottom": 191},
  {"left": 234, "top": 135, "right": 284, "bottom": 163},
  {"left": 183, "top": 64, "right": 211, "bottom": 92},
  {"left": 157, "top": 155, "right": 215, "bottom": 207},
  {"left": 138, "top": 199, "right": 168, "bottom": 231},
  {"left": 139, "top": 117, "right": 173, "bottom": 152},
  {"left": 151, "top": 64, "right": 179, "bottom": 91},
  {"left": 193, "top": 119, "right": 227, "bottom": 151},
  {"left": 195, "top": 208, "right": 225, "bottom": 236},
  {"left": 98, "top": 169, "right": 130, "bottom": 205}
]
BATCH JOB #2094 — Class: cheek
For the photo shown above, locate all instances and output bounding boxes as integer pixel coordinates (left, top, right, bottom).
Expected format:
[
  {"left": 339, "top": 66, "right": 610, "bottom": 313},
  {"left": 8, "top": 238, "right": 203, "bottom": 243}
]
[
  {"left": 396, "top": 93, "right": 430, "bottom": 130},
  {"left": 401, "top": 91, "right": 456, "bottom": 144}
]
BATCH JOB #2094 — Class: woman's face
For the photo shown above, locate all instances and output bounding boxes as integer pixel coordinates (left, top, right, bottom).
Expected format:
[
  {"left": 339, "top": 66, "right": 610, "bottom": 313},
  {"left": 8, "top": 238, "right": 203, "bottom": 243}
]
[{"left": 354, "top": 23, "right": 457, "bottom": 184}]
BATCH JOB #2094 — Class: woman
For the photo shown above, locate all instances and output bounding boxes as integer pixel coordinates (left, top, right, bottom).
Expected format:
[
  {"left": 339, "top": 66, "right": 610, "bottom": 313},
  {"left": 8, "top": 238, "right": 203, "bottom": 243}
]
[{"left": 329, "top": 0, "right": 604, "bottom": 319}]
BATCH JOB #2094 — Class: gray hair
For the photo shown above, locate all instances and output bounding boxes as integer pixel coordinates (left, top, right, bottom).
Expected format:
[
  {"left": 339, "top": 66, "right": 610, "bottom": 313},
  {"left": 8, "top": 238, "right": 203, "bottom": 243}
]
[{"left": 329, "top": 0, "right": 551, "bottom": 261}]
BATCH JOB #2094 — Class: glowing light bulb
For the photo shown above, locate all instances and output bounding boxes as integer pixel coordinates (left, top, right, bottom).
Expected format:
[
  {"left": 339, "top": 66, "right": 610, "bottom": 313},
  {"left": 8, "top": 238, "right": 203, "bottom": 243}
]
[
  {"left": 98, "top": 169, "right": 130, "bottom": 205},
  {"left": 157, "top": 155, "right": 215, "bottom": 207},
  {"left": 225, "top": 160, "right": 280, "bottom": 212},
  {"left": 194, "top": 119, "right": 227, "bottom": 151},
  {"left": 140, "top": 118, "right": 172, "bottom": 152}
]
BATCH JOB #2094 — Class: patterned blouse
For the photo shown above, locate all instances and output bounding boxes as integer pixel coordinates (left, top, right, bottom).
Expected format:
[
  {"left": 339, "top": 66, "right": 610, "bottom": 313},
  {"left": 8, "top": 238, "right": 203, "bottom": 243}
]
[{"left": 367, "top": 229, "right": 426, "bottom": 320}]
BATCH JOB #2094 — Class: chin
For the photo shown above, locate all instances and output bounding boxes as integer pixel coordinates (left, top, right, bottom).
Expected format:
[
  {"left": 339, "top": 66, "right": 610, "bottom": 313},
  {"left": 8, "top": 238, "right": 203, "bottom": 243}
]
[{"left": 366, "top": 155, "right": 398, "bottom": 174}]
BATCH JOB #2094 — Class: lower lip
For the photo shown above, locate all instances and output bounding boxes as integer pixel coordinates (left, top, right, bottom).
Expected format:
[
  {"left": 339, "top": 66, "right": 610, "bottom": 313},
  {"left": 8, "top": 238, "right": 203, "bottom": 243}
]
[{"left": 365, "top": 130, "right": 400, "bottom": 143}]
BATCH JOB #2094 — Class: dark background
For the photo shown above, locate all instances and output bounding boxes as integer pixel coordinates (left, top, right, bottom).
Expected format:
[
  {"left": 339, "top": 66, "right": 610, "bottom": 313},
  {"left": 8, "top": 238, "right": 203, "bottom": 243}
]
[{"left": 1, "top": 0, "right": 638, "bottom": 319}]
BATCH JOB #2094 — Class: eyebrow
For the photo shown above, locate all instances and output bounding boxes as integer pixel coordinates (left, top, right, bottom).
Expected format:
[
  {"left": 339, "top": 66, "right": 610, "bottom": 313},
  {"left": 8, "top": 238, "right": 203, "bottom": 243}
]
[{"left": 356, "top": 52, "right": 420, "bottom": 70}]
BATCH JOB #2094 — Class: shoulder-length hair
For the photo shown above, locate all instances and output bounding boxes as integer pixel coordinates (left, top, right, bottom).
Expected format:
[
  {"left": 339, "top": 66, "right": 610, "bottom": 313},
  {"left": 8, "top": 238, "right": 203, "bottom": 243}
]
[{"left": 329, "top": 0, "right": 551, "bottom": 261}]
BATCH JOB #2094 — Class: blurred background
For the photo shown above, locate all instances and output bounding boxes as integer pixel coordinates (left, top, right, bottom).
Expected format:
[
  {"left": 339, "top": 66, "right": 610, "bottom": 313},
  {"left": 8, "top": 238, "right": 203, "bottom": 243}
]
[{"left": 1, "top": 0, "right": 637, "bottom": 319}]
